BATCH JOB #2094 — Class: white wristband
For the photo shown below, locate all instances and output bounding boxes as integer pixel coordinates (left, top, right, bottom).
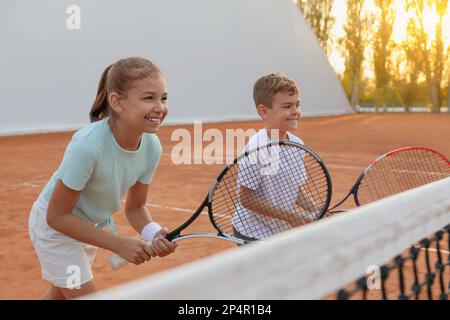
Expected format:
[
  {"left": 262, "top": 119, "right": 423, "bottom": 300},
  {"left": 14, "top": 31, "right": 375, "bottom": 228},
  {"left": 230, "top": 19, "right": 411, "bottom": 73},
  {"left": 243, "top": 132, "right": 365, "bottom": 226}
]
[{"left": 141, "top": 222, "right": 162, "bottom": 242}]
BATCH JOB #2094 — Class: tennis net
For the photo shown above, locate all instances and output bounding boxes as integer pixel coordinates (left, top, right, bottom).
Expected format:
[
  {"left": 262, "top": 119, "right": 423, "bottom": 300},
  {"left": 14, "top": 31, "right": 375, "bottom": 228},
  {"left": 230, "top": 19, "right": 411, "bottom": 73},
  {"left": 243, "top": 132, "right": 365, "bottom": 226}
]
[{"left": 87, "top": 177, "right": 450, "bottom": 300}]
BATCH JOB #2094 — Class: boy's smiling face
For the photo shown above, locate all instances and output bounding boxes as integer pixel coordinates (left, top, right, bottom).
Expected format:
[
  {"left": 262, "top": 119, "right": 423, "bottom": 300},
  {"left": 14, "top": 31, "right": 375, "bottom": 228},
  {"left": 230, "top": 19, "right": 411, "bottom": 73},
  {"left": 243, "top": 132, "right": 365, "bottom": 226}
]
[{"left": 258, "top": 90, "right": 301, "bottom": 139}]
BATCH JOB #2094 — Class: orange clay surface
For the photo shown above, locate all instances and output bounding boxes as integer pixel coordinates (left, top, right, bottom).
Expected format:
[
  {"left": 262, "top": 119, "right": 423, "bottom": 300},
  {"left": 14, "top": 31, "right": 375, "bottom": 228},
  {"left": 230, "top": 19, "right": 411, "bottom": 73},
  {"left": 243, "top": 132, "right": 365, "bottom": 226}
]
[{"left": 0, "top": 114, "right": 449, "bottom": 299}]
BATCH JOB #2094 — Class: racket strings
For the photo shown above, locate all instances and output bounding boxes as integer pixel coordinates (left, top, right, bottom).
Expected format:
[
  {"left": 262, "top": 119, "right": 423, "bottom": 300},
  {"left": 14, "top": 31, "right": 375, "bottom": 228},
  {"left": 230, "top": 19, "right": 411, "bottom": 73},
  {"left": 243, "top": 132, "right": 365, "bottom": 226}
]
[
  {"left": 210, "top": 144, "right": 330, "bottom": 240},
  {"left": 357, "top": 149, "right": 450, "bottom": 205}
]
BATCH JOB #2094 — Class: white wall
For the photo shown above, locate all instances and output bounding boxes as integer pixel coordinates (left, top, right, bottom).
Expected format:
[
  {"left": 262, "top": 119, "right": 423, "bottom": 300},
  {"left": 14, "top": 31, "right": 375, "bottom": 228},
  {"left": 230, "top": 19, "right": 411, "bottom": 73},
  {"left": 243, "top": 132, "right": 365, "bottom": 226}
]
[{"left": 0, "top": 0, "right": 352, "bottom": 136}]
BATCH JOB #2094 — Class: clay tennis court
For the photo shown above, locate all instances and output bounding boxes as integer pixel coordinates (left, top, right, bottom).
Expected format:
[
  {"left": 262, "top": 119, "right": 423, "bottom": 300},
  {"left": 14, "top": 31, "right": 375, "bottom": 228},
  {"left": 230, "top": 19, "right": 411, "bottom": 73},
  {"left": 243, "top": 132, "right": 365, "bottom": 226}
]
[{"left": 0, "top": 113, "right": 449, "bottom": 299}]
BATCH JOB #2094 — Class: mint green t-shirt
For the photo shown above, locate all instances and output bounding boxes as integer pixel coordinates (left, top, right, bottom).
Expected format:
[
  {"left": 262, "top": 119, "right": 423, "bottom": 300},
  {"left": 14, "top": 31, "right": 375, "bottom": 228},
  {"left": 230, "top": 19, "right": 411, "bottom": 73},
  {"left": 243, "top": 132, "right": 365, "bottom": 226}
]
[{"left": 41, "top": 117, "right": 162, "bottom": 231}]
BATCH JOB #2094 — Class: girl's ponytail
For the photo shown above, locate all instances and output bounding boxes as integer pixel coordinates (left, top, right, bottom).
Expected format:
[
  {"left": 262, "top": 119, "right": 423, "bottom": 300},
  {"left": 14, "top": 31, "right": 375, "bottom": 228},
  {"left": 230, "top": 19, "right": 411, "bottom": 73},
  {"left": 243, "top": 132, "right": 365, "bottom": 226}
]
[{"left": 89, "top": 64, "right": 112, "bottom": 122}]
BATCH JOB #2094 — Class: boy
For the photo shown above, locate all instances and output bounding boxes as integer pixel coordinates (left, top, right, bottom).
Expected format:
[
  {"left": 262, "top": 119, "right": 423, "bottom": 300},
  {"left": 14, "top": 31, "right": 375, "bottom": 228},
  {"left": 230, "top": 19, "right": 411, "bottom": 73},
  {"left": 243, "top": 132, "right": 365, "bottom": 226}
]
[{"left": 232, "top": 73, "right": 320, "bottom": 241}]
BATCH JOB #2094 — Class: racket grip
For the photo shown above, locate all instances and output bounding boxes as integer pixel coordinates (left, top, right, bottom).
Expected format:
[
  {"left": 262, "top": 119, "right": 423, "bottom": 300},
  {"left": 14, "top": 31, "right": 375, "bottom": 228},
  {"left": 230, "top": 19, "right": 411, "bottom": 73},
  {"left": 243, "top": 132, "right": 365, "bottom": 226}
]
[{"left": 109, "top": 255, "right": 129, "bottom": 270}]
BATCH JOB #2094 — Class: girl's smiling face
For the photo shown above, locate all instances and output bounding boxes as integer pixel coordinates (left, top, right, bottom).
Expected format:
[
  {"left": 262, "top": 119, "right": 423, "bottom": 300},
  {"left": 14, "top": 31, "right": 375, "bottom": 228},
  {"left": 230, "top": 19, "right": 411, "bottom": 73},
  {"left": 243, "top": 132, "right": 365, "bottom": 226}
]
[{"left": 110, "top": 74, "right": 168, "bottom": 134}]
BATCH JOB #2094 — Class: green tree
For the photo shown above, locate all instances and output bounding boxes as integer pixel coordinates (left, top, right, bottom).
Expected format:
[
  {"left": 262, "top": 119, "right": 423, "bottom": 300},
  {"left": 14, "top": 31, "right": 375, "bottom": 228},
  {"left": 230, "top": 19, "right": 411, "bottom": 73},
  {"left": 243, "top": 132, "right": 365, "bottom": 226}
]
[
  {"left": 401, "top": 19, "right": 425, "bottom": 111},
  {"left": 342, "top": 0, "right": 374, "bottom": 108},
  {"left": 373, "top": 0, "right": 396, "bottom": 108},
  {"left": 446, "top": 45, "right": 450, "bottom": 113},
  {"left": 406, "top": 0, "right": 448, "bottom": 113},
  {"left": 295, "top": 0, "right": 335, "bottom": 55},
  {"left": 433, "top": 0, "right": 448, "bottom": 112}
]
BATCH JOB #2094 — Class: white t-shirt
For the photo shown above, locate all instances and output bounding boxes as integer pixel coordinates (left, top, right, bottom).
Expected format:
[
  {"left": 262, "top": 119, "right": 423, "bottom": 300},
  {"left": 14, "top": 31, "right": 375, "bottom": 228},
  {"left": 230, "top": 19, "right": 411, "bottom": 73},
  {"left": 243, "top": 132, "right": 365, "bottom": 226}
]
[{"left": 232, "top": 129, "right": 306, "bottom": 239}]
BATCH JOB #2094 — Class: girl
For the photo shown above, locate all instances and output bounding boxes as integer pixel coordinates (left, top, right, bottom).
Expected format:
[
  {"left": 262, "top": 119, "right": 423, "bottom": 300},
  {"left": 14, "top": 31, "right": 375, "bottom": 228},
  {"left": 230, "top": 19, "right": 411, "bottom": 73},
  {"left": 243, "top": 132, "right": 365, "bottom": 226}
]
[{"left": 28, "top": 57, "right": 177, "bottom": 299}]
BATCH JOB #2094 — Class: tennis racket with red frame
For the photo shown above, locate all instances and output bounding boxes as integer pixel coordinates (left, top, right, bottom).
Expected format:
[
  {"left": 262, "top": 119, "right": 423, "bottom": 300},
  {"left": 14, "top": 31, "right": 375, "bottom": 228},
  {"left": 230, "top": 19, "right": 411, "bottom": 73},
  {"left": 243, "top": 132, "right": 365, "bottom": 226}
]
[{"left": 328, "top": 146, "right": 450, "bottom": 213}]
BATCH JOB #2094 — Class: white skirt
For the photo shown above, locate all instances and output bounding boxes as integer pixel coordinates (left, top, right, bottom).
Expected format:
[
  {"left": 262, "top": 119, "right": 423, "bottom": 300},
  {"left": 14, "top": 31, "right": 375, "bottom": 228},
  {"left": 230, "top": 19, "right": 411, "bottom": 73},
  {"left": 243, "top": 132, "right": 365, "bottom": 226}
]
[{"left": 28, "top": 196, "right": 97, "bottom": 289}]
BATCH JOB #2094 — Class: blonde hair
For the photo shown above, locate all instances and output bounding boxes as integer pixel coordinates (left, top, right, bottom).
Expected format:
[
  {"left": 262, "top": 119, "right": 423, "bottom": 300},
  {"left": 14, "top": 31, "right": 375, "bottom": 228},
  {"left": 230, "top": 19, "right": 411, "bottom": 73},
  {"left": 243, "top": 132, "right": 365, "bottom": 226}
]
[
  {"left": 253, "top": 73, "right": 299, "bottom": 108},
  {"left": 90, "top": 57, "right": 162, "bottom": 122}
]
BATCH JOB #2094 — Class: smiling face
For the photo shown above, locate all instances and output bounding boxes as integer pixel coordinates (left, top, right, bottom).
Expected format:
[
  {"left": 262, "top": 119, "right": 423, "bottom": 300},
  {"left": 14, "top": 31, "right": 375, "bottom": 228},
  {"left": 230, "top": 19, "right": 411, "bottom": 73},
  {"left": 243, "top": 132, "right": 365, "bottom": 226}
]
[
  {"left": 258, "top": 90, "right": 301, "bottom": 138},
  {"left": 109, "top": 74, "right": 168, "bottom": 134}
]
